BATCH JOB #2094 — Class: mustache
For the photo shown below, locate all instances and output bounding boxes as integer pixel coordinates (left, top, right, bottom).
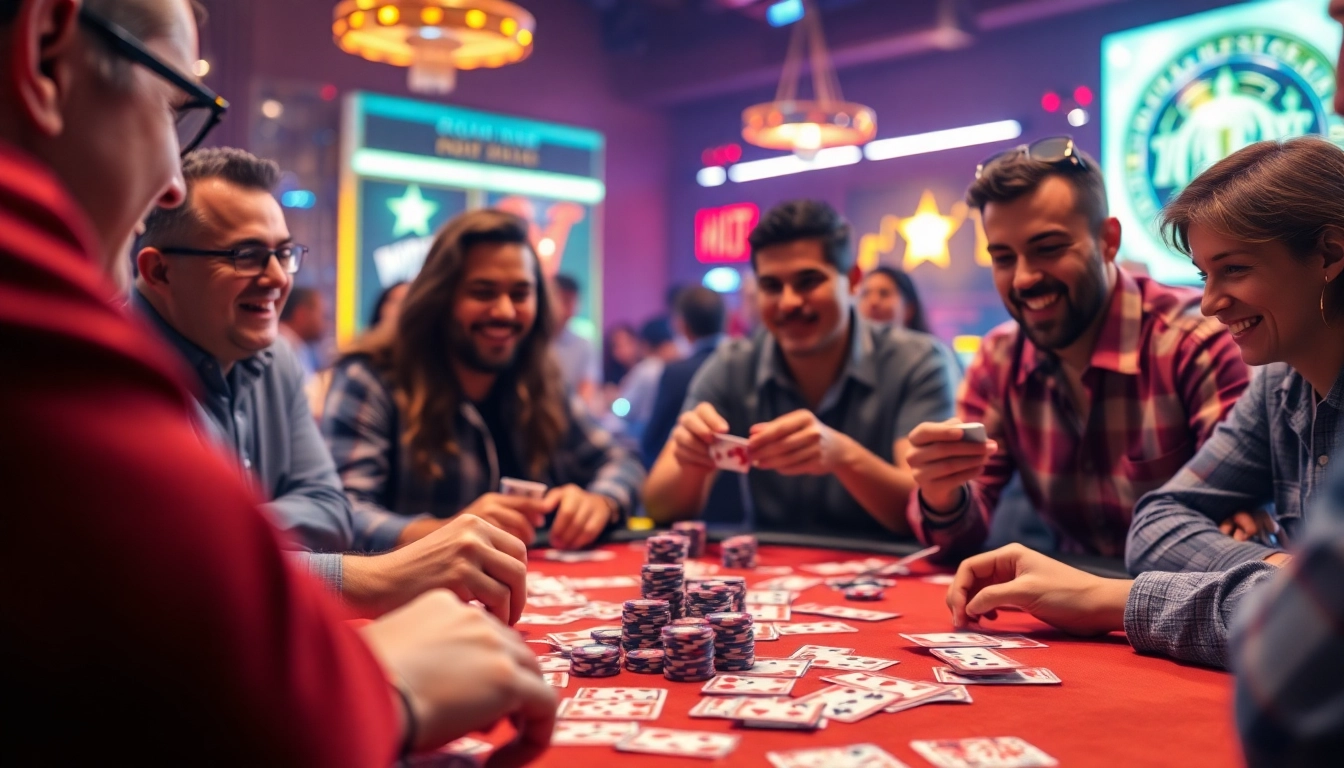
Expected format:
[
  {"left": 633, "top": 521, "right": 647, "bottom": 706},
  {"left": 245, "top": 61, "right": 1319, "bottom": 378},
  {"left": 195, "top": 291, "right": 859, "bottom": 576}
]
[
  {"left": 776, "top": 308, "right": 819, "bottom": 324},
  {"left": 1011, "top": 278, "right": 1069, "bottom": 305}
]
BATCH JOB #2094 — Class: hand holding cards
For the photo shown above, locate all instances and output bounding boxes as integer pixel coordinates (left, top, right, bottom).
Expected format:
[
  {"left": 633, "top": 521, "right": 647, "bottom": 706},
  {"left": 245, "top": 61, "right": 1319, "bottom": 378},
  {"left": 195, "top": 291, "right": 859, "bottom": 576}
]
[{"left": 709, "top": 434, "right": 752, "bottom": 473}]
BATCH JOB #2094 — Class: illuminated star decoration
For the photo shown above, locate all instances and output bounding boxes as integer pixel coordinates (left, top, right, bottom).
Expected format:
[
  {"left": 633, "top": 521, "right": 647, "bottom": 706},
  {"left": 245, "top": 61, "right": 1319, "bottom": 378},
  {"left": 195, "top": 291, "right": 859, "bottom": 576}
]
[
  {"left": 971, "top": 208, "right": 993, "bottom": 267},
  {"left": 387, "top": 184, "right": 440, "bottom": 239},
  {"left": 897, "top": 190, "right": 967, "bottom": 272}
]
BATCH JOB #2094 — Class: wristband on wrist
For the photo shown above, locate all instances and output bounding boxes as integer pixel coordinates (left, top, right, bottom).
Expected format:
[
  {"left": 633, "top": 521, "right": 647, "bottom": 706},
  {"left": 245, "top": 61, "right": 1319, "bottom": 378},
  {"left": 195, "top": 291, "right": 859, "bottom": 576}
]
[{"left": 392, "top": 680, "right": 417, "bottom": 764}]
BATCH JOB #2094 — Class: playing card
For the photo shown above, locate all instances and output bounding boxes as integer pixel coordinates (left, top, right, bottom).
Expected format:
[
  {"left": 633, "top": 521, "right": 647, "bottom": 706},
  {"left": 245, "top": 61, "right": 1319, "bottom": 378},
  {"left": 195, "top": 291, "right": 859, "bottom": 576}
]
[
  {"left": 683, "top": 561, "right": 722, "bottom": 577},
  {"left": 804, "top": 652, "right": 899, "bottom": 671},
  {"left": 931, "top": 647, "right": 1024, "bottom": 674},
  {"left": 526, "top": 592, "right": 589, "bottom": 609},
  {"left": 909, "top": 737, "right": 1058, "bottom": 768},
  {"left": 615, "top": 728, "right": 740, "bottom": 759},
  {"left": 526, "top": 574, "right": 568, "bottom": 595},
  {"left": 574, "top": 687, "right": 666, "bottom": 701},
  {"left": 922, "top": 685, "right": 974, "bottom": 704},
  {"left": 789, "top": 644, "right": 856, "bottom": 658},
  {"left": 900, "top": 632, "right": 1003, "bottom": 648},
  {"left": 734, "top": 657, "right": 812, "bottom": 678},
  {"left": 767, "top": 744, "right": 911, "bottom": 768},
  {"left": 777, "top": 620, "right": 859, "bottom": 636},
  {"left": 536, "top": 655, "right": 571, "bottom": 673},
  {"left": 565, "top": 601, "right": 624, "bottom": 621},
  {"left": 733, "top": 696, "right": 827, "bottom": 730},
  {"left": 933, "top": 667, "right": 1062, "bottom": 685},
  {"left": 748, "top": 604, "right": 792, "bottom": 621},
  {"left": 821, "top": 672, "right": 953, "bottom": 712},
  {"left": 795, "top": 684, "right": 901, "bottom": 724},
  {"left": 560, "top": 576, "right": 637, "bottom": 590},
  {"left": 442, "top": 736, "right": 492, "bottom": 755},
  {"left": 543, "top": 672, "right": 569, "bottom": 688},
  {"left": 988, "top": 635, "right": 1049, "bottom": 649},
  {"left": 755, "top": 565, "right": 795, "bottom": 576},
  {"left": 746, "top": 590, "right": 795, "bottom": 605},
  {"left": 753, "top": 623, "right": 781, "bottom": 641},
  {"left": 701, "top": 674, "right": 797, "bottom": 696},
  {"left": 517, "top": 613, "right": 579, "bottom": 626},
  {"left": 753, "top": 575, "right": 823, "bottom": 592},
  {"left": 551, "top": 720, "right": 640, "bottom": 747},
  {"left": 547, "top": 627, "right": 619, "bottom": 647},
  {"left": 799, "top": 558, "right": 889, "bottom": 576},
  {"left": 791, "top": 602, "right": 901, "bottom": 621},
  {"left": 922, "top": 574, "right": 956, "bottom": 586},
  {"left": 688, "top": 696, "right": 748, "bottom": 719},
  {"left": 542, "top": 549, "right": 616, "bottom": 563},
  {"left": 709, "top": 434, "right": 752, "bottom": 472},
  {"left": 557, "top": 697, "right": 666, "bottom": 721},
  {"left": 500, "top": 477, "right": 548, "bottom": 498},
  {"left": 957, "top": 422, "right": 987, "bottom": 443}
]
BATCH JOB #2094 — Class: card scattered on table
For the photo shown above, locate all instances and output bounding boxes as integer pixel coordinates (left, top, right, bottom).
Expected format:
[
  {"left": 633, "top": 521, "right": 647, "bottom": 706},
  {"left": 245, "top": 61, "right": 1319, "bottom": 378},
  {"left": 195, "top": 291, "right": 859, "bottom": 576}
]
[
  {"left": 799, "top": 558, "right": 889, "bottom": 576},
  {"left": 988, "top": 635, "right": 1049, "bottom": 649},
  {"left": 792, "top": 647, "right": 898, "bottom": 671},
  {"left": 557, "top": 696, "right": 666, "bottom": 721},
  {"left": 543, "top": 672, "right": 569, "bottom": 688},
  {"left": 559, "top": 576, "right": 637, "bottom": 590},
  {"left": 795, "top": 685, "right": 901, "bottom": 724},
  {"left": 574, "top": 687, "right": 666, "bottom": 701},
  {"left": 777, "top": 620, "right": 860, "bottom": 635},
  {"left": 933, "top": 667, "right": 1061, "bottom": 685},
  {"left": 754, "top": 623, "right": 781, "bottom": 641},
  {"left": 541, "top": 549, "right": 615, "bottom": 563},
  {"left": 735, "top": 657, "right": 812, "bottom": 678},
  {"left": 767, "top": 743, "right": 911, "bottom": 768},
  {"left": 551, "top": 720, "right": 639, "bottom": 746},
  {"left": 753, "top": 575, "right": 823, "bottom": 592},
  {"left": 688, "top": 696, "right": 748, "bottom": 719},
  {"left": 930, "top": 647, "right": 1024, "bottom": 675},
  {"left": 792, "top": 602, "right": 901, "bottom": 622},
  {"left": 748, "top": 603, "right": 792, "bottom": 621},
  {"left": 821, "top": 672, "right": 957, "bottom": 712},
  {"left": 535, "top": 655, "right": 570, "bottom": 673},
  {"left": 701, "top": 674, "right": 797, "bottom": 696},
  {"left": 910, "top": 737, "right": 1058, "bottom": 768},
  {"left": 746, "top": 589, "right": 795, "bottom": 605},
  {"left": 900, "top": 632, "right": 1003, "bottom": 648},
  {"left": 733, "top": 696, "right": 827, "bottom": 730},
  {"left": 614, "top": 727, "right": 740, "bottom": 759}
]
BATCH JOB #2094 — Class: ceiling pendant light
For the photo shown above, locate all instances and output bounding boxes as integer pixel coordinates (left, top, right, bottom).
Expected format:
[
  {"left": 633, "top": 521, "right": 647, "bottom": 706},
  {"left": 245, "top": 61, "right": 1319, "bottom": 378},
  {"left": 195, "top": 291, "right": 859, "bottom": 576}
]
[
  {"left": 742, "top": 0, "right": 875, "bottom": 160},
  {"left": 332, "top": 1, "right": 535, "bottom": 94}
]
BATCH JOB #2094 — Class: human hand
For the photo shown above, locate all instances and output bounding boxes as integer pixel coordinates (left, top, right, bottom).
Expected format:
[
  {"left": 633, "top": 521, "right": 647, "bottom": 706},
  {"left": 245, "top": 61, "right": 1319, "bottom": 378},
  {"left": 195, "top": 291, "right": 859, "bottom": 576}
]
[
  {"left": 546, "top": 484, "right": 617, "bottom": 551},
  {"left": 748, "top": 409, "right": 852, "bottom": 475},
  {"left": 1219, "top": 509, "right": 1280, "bottom": 543},
  {"left": 361, "top": 590, "right": 557, "bottom": 764},
  {"left": 456, "top": 493, "right": 553, "bottom": 547},
  {"left": 345, "top": 513, "right": 529, "bottom": 624},
  {"left": 905, "top": 419, "right": 998, "bottom": 512},
  {"left": 670, "top": 402, "right": 728, "bottom": 470},
  {"left": 946, "top": 544, "right": 1132, "bottom": 636}
]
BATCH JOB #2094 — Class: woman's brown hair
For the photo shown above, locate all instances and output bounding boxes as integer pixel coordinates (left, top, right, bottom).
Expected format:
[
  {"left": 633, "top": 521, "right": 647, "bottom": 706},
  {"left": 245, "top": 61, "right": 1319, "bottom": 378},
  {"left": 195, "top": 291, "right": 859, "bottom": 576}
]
[{"left": 348, "top": 209, "right": 567, "bottom": 480}]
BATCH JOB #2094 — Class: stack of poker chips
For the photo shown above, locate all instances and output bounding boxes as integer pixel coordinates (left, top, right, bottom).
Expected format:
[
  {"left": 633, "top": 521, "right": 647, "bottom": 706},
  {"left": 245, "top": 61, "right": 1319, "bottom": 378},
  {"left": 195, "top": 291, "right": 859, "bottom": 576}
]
[
  {"left": 671, "top": 520, "right": 708, "bottom": 558},
  {"left": 716, "top": 575, "right": 747, "bottom": 611},
  {"left": 660, "top": 624, "right": 717, "bottom": 682},
  {"left": 621, "top": 598, "right": 671, "bottom": 651},
  {"left": 671, "top": 616, "right": 711, "bottom": 629},
  {"left": 706, "top": 611, "right": 755, "bottom": 672},
  {"left": 624, "top": 648, "right": 665, "bottom": 674},
  {"left": 641, "top": 563, "right": 686, "bottom": 619},
  {"left": 646, "top": 533, "right": 690, "bottom": 564},
  {"left": 721, "top": 534, "right": 758, "bottom": 569},
  {"left": 590, "top": 628, "right": 623, "bottom": 646},
  {"left": 687, "top": 581, "right": 734, "bottom": 618},
  {"left": 570, "top": 644, "right": 621, "bottom": 677},
  {"left": 844, "top": 584, "right": 885, "bottom": 601}
]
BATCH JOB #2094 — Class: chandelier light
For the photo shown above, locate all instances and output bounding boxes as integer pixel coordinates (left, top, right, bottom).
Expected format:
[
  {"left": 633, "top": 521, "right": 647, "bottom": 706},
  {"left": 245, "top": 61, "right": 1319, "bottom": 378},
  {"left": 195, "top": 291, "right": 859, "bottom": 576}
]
[
  {"left": 742, "top": 0, "right": 875, "bottom": 160},
  {"left": 332, "top": 1, "right": 535, "bottom": 94}
]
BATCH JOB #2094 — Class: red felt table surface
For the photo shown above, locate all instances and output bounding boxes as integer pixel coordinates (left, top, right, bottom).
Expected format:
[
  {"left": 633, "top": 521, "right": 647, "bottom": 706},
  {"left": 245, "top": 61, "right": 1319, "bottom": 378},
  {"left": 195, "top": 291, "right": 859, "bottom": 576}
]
[{"left": 507, "top": 541, "right": 1239, "bottom": 767}]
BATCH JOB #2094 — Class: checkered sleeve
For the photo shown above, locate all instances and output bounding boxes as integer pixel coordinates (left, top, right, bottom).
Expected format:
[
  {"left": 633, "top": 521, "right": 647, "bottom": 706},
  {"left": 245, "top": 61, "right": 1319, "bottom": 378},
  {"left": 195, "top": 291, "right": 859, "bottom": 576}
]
[
  {"left": 1123, "top": 560, "right": 1277, "bottom": 669},
  {"left": 562, "top": 392, "right": 646, "bottom": 520},
  {"left": 320, "top": 358, "right": 427, "bottom": 552},
  {"left": 1233, "top": 470, "right": 1344, "bottom": 767},
  {"left": 1174, "top": 318, "right": 1250, "bottom": 448},
  {"left": 1127, "top": 369, "right": 1282, "bottom": 575}
]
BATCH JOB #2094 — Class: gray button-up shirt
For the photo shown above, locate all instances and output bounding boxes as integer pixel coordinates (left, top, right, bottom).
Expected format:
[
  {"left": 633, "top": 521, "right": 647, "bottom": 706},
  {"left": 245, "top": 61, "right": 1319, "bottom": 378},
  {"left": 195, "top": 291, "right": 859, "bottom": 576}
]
[
  {"left": 135, "top": 293, "right": 352, "bottom": 588},
  {"left": 683, "top": 314, "right": 959, "bottom": 537}
]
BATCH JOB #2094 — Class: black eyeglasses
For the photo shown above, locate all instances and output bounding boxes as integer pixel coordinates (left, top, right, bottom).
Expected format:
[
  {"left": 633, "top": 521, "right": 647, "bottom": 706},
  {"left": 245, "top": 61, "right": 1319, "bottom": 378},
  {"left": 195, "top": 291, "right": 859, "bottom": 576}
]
[
  {"left": 975, "top": 136, "right": 1088, "bottom": 179},
  {"left": 158, "top": 244, "right": 309, "bottom": 277},
  {"left": 78, "top": 7, "right": 228, "bottom": 156}
]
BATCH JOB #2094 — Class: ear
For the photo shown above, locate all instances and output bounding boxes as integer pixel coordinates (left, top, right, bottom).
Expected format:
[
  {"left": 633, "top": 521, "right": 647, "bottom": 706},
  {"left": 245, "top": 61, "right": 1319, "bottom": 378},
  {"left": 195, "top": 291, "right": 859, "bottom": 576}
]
[
  {"left": 9, "top": 0, "right": 83, "bottom": 139},
  {"left": 846, "top": 264, "right": 863, "bottom": 295},
  {"left": 1320, "top": 226, "right": 1344, "bottom": 283},
  {"left": 1098, "top": 217, "right": 1122, "bottom": 263},
  {"left": 136, "top": 247, "right": 172, "bottom": 294}
]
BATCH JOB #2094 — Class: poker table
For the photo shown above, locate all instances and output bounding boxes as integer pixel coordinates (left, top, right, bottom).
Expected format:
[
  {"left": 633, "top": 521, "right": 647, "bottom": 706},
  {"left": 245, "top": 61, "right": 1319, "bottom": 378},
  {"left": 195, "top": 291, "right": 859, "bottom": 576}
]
[{"left": 503, "top": 530, "right": 1239, "bottom": 767}]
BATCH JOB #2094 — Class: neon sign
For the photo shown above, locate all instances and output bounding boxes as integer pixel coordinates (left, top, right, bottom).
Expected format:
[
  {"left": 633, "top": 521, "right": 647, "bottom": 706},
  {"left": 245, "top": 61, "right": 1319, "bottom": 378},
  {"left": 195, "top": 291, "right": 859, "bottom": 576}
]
[{"left": 695, "top": 203, "right": 759, "bottom": 263}]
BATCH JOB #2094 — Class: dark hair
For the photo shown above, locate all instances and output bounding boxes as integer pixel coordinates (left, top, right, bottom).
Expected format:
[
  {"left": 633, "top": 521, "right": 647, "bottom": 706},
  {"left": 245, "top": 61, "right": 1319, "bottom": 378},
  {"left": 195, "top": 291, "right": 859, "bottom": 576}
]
[
  {"left": 966, "top": 146, "right": 1108, "bottom": 231},
  {"left": 603, "top": 323, "right": 638, "bottom": 385},
  {"left": 369, "top": 281, "right": 408, "bottom": 326},
  {"left": 1, "top": 0, "right": 203, "bottom": 33},
  {"left": 639, "top": 317, "right": 675, "bottom": 348},
  {"left": 676, "top": 285, "right": 725, "bottom": 340},
  {"left": 866, "top": 266, "right": 930, "bottom": 333},
  {"left": 665, "top": 283, "right": 686, "bottom": 309},
  {"left": 140, "top": 148, "right": 281, "bottom": 249},
  {"left": 554, "top": 274, "right": 580, "bottom": 295},
  {"left": 748, "top": 200, "right": 853, "bottom": 272},
  {"left": 281, "top": 286, "right": 319, "bottom": 322}
]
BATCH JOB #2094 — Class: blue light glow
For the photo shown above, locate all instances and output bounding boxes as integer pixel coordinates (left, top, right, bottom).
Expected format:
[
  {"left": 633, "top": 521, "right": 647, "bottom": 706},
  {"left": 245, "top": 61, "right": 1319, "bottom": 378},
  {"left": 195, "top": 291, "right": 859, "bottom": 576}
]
[
  {"left": 612, "top": 398, "right": 631, "bottom": 418},
  {"left": 703, "top": 267, "right": 743, "bottom": 294},
  {"left": 767, "top": 0, "right": 804, "bottom": 27},
  {"left": 281, "top": 190, "right": 317, "bottom": 209}
]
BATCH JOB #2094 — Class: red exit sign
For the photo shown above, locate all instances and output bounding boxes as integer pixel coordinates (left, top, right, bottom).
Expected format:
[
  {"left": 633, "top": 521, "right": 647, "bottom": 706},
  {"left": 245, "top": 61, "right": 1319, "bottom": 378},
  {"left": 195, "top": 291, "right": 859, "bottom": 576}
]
[{"left": 695, "top": 203, "right": 759, "bottom": 263}]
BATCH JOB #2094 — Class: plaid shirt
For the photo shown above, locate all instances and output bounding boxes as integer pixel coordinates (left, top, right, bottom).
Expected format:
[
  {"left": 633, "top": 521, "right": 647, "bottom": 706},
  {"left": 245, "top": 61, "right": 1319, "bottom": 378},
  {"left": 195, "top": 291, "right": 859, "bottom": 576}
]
[
  {"left": 1232, "top": 466, "right": 1344, "bottom": 766},
  {"left": 909, "top": 268, "right": 1249, "bottom": 557},
  {"left": 321, "top": 355, "right": 644, "bottom": 552},
  {"left": 1127, "top": 363, "right": 1344, "bottom": 574}
]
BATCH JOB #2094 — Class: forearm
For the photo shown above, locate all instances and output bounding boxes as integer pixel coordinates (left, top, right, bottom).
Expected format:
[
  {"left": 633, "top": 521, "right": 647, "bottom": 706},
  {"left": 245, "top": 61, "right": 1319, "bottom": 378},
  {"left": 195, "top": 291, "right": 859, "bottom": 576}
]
[
  {"left": 1127, "top": 492, "right": 1281, "bottom": 575},
  {"left": 832, "top": 436, "right": 915, "bottom": 535},
  {"left": 1123, "top": 561, "right": 1277, "bottom": 669},
  {"left": 644, "top": 447, "right": 715, "bottom": 524},
  {"left": 907, "top": 484, "right": 990, "bottom": 559},
  {"left": 264, "top": 491, "right": 355, "bottom": 553},
  {"left": 350, "top": 497, "right": 423, "bottom": 553},
  {"left": 340, "top": 553, "right": 411, "bottom": 619}
]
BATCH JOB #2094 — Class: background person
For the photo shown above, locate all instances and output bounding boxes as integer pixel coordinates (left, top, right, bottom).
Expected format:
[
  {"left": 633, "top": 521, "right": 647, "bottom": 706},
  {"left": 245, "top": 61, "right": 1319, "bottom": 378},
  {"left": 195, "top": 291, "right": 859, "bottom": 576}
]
[
  {"left": 551, "top": 272, "right": 600, "bottom": 410},
  {"left": 858, "top": 265, "right": 931, "bottom": 333},
  {"left": 279, "top": 284, "right": 326, "bottom": 380}
]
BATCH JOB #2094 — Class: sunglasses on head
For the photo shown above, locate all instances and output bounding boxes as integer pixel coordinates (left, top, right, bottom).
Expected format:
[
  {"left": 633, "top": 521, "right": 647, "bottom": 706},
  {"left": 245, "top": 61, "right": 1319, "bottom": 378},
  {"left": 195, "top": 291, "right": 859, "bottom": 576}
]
[{"left": 975, "top": 136, "right": 1088, "bottom": 179}]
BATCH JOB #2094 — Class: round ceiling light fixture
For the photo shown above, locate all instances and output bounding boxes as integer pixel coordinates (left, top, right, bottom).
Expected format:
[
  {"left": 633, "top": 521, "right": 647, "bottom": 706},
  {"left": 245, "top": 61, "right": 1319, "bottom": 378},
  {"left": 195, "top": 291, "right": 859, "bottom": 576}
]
[{"left": 332, "top": 1, "right": 535, "bottom": 94}]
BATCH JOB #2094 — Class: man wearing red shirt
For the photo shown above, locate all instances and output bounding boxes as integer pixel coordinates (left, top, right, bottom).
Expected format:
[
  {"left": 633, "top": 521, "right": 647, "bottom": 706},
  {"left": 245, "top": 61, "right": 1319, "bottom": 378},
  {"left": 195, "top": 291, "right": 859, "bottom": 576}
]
[{"left": 0, "top": 1, "right": 555, "bottom": 763}]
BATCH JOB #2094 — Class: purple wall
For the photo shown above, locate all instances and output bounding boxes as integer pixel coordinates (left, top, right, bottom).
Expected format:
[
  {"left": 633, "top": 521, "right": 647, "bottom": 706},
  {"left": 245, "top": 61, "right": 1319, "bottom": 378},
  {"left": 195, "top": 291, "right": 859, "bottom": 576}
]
[
  {"left": 665, "top": 0, "right": 1239, "bottom": 338},
  {"left": 198, "top": 0, "right": 670, "bottom": 329}
]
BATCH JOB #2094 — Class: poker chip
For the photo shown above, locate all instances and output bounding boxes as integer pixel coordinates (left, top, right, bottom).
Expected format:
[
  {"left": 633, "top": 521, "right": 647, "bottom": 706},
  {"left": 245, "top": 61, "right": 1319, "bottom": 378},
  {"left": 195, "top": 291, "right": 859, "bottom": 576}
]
[
  {"left": 569, "top": 643, "right": 621, "bottom": 677},
  {"left": 624, "top": 648, "right": 665, "bottom": 674},
  {"left": 686, "top": 581, "right": 734, "bottom": 618},
  {"left": 706, "top": 611, "right": 756, "bottom": 672},
  {"left": 671, "top": 617, "right": 711, "bottom": 628},
  {"left": 844, "top": 584, "right": 885, "bottom": 601},
  {"left": 671, "top": 520, "right": 707, "bottom": 558},
  {"left": 621, "top": 598, "right": 671, "bottom": 652},
  {"left": 646, "top": 533, "right": 690, "bottom": 564},
  {"left": 715, "top": 575, "right": 747, "bottom": 612},
  {"left": 590, "top": 628, "right": 623, "bottom": 646},
  {"left": 641, "top": 563, "right": 686, "bottom": 620},
  {"left": 661, "top": 624, "right": 716, "bottom": 683},
  {"left": 721, "top": 534, "right": 758, "bottom": 569}
]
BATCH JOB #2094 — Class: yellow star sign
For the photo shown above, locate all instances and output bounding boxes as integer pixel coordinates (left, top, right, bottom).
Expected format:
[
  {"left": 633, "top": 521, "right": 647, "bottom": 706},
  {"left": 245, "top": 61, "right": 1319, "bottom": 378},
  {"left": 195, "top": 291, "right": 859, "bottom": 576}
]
[
  {"left": 897, "top": 190, "right": 967, "bottom": 272},
  {"left": 388, "top": 184, "right": 440, "bottom": 239},
  {"left": 971, "top": 208, "right": 993, "bottom": 267}
]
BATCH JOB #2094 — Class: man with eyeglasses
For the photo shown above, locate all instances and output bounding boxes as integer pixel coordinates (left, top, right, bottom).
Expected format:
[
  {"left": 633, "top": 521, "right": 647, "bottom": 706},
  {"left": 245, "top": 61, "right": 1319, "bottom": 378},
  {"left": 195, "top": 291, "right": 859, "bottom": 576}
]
[
  {"left": 1, "top": 2, "right": 554, "bottom": 763},
  {"left": 903, "top": 139, "right": 1250, "bottom": 560}
]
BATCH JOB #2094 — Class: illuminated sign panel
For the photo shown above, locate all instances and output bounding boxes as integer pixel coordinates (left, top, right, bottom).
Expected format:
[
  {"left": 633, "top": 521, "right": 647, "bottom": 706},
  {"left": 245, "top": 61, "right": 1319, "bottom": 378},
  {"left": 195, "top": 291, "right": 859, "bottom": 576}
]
[
  {"left": 695, "top": 203, "right": 759, "bottom": 263},
  {"left": 1102, "top": 0, "right": 1341, "bottom": 284}
]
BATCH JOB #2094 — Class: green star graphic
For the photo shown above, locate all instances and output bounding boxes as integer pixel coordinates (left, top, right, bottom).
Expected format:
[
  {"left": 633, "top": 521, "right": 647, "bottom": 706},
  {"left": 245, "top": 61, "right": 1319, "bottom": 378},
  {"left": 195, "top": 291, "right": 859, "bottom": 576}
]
[{"left": 387, "top": 184, "right": 440, "bottom": 238}]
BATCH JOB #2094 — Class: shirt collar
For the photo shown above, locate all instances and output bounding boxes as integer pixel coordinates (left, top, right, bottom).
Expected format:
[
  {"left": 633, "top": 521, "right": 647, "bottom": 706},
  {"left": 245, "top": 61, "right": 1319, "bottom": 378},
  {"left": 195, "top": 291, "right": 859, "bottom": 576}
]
[
  {"left": 755, "top": 309, "right": 876, "bottom": 392},
  {"left": 132, "top": 289, "right": 272, "bottom": 395},
  {"left": 691, "top": 334, "right": 724, "bottom": 355},
  {"left": 1015, "top": 265, "right": 1142, "bottom": 386}
]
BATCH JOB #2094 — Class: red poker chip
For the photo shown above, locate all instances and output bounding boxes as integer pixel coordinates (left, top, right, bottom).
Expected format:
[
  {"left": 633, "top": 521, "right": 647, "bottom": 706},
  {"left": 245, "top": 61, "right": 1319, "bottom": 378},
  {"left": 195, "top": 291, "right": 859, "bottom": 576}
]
[{"left": 844, "top": 585, "right": 885, "bottom": 601}]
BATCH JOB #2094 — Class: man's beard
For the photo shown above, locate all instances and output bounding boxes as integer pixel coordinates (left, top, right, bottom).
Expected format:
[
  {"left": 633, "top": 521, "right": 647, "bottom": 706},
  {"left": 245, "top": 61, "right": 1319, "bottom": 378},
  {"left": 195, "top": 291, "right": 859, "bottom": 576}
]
[
  {"left": 1011, "top": 259, "right": 1108, "bottom": 351},
  {"left": 451, "top": 321, "right": 525, "bottom": 373}
]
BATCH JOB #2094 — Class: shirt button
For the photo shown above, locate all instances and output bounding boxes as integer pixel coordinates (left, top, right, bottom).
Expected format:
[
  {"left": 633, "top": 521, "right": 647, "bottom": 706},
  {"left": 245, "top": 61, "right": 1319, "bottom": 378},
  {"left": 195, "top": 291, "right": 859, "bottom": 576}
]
[{"left": 1319, "top": 454, "right": 1330, "bottom": 467}]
